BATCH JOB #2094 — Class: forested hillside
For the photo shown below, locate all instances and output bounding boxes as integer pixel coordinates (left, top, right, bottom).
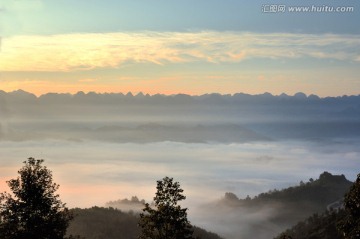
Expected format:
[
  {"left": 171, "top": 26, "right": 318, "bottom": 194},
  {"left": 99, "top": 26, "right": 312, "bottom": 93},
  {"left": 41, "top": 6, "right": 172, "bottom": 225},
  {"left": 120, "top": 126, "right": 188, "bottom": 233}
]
[
  {"left": 275, "top": 172, "right": 360, "bottom": 239},
  {"left": 202, "top": 172, "right": 353, "bottom": 239},
  {"left": 219, "top": 171, "right": 352, "bottom": 222},
  {"left": 67, "top": 207, "right": 223, "bottom": 239},
  {"left": 274, "top": 210, "right": 346, "bottom": 239}
]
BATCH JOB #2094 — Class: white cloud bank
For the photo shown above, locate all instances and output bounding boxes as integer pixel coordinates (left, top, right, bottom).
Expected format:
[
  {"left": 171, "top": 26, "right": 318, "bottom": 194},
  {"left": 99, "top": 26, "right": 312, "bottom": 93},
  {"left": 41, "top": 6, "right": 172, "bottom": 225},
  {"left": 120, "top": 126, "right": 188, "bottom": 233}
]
[{"left": 0, "top": 139, "right": 358, "bottom": 208}]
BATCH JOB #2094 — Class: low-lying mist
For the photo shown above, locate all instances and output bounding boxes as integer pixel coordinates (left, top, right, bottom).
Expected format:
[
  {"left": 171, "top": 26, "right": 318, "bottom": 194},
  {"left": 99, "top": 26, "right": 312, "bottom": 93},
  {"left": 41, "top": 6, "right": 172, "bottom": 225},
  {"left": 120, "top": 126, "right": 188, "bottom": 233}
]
[{"left": 0, "top": 139, "right": 359, "bottom": 238}]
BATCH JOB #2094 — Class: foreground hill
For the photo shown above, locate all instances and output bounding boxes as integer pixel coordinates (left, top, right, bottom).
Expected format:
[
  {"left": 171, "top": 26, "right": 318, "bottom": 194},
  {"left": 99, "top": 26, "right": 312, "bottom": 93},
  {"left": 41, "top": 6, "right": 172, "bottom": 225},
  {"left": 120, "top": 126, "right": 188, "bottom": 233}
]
[
  {"left": 274, "top": 172, "right": 360, "bottom": 239},
  {"left": 200, "top": 172, "right": 353, "bottom": 239},
  {"left": 274, "top": 209, "right": 347, "bottom": 239},
  {"left": 67, "top": 207, "right": 223, "bottom": 239}
]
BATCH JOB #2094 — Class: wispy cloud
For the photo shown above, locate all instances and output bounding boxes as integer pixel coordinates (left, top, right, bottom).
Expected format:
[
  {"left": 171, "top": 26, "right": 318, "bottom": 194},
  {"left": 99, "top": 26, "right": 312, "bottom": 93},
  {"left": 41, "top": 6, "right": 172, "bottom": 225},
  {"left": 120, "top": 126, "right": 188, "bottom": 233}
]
[
  {"left": 78, "top": 78, "right": 97, "bottom": 83},
  {"left": 1, "top": 31, "right": 359, "bottom": 72}
]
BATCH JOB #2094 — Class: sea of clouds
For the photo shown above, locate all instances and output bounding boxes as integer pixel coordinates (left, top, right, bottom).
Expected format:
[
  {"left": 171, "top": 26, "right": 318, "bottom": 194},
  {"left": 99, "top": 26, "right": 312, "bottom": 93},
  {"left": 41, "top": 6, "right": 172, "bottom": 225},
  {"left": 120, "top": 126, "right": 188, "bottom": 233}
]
[{"left": 0, "top": 138, "right": 358, "bottom": 208}]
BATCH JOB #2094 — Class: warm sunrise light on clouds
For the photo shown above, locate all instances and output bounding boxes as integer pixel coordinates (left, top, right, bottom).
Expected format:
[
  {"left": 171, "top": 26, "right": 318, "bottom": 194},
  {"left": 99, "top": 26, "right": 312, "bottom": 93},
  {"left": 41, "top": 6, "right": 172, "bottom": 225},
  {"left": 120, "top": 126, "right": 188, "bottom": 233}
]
[
  {"left": 0, "top": 32, "right": 359, "bottom": 96},
  {"left": 0, "top": 0, "right": 359, "bottom": 96},
  {"left": 1, "top": 32, "right": 360, "bottom": 72}
]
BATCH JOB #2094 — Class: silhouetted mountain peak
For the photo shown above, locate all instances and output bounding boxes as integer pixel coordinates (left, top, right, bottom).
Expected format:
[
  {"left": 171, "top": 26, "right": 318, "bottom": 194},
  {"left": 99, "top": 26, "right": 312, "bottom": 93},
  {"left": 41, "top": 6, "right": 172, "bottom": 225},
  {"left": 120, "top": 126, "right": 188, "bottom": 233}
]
[
  {"left": 308, "top": 94, "right": 320, "bottom": 100},
  {"left": 10, "top": 89, "right": 35, "bottom": 97},
  {"left": 224, "top": 192, "right": 239, "bottom": 201},
  {"left": 294, "top": 92, "right": 307, "bottom": 99},
  {"left": 318, "top": 171, "right": 348, "bottom": 184},
  {"left": 279, "top": 93, "right": 290, "bottom": 98},
  {"left": 136, "top": 92, "right": 145, "bottom": 97}
]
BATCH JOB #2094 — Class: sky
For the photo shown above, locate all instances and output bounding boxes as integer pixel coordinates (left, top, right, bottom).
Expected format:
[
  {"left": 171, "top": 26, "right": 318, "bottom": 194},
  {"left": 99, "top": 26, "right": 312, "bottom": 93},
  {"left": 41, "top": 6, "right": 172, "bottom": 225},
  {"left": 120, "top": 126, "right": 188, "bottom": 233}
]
[{"left": 0, "top": 0, "right": 360, "bottom": 96}]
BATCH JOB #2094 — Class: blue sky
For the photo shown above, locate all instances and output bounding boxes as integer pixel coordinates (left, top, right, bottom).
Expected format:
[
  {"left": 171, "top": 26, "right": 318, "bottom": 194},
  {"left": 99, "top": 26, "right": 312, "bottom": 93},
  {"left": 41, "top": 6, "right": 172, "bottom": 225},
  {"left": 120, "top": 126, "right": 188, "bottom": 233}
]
[
  {"left": 0, "top": 0, "right": 360, "bottom": 96},
  {"left": 3, "top": 0, "right": 360, "bottom": 35}
]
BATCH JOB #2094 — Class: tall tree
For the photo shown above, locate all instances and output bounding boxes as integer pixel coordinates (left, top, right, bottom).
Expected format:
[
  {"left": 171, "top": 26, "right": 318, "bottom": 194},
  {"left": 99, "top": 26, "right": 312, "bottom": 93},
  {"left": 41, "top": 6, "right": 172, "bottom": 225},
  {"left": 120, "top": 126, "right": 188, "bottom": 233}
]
[
  {"left": 138, "top": 176, "right": 194, "bottom": 239},
  {"left": 338, "top": 173, "right": 360, "bottom": 238},
  {"left": 0, "top": 158, "right": 73, "bottom": 239}
]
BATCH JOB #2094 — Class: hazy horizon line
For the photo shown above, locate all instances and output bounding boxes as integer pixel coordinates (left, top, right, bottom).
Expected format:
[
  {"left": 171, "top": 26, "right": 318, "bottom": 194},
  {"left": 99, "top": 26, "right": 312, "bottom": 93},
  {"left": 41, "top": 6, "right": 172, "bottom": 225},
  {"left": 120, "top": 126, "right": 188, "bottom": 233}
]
[{"left": 2, "top": 89, "right": 359, "bottom": 99}]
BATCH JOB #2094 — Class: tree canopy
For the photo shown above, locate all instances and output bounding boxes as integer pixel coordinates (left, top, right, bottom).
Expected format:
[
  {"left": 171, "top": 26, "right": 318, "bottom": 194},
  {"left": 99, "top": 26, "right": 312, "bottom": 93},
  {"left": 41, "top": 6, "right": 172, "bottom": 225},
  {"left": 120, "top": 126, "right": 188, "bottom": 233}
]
[
  {"left": 138, "top": 176, "right": 194, "bottom": 239},
  {"left": 338, "top": 173, "right": 360, "bottom": 238},
  {"left": 0, "top": 158, "right": 73, "bottom": 239}
]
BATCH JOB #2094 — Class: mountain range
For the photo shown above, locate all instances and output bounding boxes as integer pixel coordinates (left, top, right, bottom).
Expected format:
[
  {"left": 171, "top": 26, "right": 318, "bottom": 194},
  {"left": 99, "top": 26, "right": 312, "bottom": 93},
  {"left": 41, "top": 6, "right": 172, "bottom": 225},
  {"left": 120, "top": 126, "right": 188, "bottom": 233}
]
[{"left": 1, "top": 90, "right": 359, "bottom": 143}]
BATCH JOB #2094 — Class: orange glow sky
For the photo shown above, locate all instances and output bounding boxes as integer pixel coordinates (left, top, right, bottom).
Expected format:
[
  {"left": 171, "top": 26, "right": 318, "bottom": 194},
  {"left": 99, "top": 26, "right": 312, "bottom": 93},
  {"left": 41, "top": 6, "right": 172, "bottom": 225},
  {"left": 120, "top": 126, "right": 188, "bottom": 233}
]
[{"left": 0, "top": 0, "right": 360, "bottom": 97}]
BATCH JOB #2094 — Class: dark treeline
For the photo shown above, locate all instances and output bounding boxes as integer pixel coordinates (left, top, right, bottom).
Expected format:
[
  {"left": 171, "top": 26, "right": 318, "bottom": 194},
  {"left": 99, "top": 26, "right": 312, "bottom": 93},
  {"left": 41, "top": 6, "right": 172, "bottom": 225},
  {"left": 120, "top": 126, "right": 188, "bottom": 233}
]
[{"left": 68, "top": 207, "right": 223, "bottom": 239}]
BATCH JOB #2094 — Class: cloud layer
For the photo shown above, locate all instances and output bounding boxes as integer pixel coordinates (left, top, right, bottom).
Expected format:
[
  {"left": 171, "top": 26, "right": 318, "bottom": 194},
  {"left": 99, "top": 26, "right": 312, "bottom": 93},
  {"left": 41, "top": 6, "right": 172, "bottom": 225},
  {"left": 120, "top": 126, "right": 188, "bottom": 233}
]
[
  {"left": 0, "top": 139, "right": 359, "bottom": 208},
  {"left": 1, "top": 31, "right": 359, "bottom": 72}
]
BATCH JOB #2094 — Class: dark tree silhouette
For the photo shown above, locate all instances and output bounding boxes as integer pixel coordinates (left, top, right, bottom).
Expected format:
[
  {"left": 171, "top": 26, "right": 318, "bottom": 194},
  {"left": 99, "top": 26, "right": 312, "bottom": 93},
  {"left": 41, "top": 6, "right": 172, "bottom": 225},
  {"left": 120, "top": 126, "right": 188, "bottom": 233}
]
[
  {"left": 278, "top": 234, "right": 293, "bottom": 239},
  {"left": 0, "top": 158, "right": 73, "bottom": 239},
  {"left": 138, "top": 176, "right": 194, "bottom": 239},
  {"left": 338, "top": 173, "right": 360, "bottom": 239}
]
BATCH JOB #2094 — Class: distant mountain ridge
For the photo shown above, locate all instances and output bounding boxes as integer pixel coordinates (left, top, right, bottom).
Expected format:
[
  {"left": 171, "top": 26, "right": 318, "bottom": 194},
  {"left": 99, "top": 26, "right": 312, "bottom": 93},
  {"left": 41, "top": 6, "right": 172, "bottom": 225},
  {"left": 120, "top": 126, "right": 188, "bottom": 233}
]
[
  {"left": 1, "top": 89, "right": 360, "bottom": 101},
  {"left": 1, "top": 90, "right": 359, "bottom": 143}
]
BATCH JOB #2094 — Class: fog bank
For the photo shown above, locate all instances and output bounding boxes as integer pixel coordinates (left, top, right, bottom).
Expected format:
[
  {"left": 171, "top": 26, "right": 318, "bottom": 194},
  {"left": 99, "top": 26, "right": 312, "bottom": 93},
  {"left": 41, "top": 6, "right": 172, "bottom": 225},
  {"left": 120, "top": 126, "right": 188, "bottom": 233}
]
[{"left": 0, "top": 139, "right": 358, "bottom": 206}]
